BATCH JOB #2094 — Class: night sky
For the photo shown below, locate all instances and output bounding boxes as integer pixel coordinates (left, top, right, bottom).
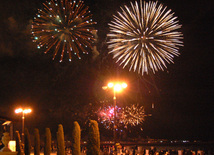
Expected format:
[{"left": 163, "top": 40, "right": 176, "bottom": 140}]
[{"left": 0, "top": 0, "right": 213, "bottom": 141}]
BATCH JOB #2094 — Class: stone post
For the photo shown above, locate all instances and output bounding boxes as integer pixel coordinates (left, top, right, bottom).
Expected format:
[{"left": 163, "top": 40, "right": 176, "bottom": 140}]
[{"left": 0, "top": 132, "right": 11, "bottom": 152}]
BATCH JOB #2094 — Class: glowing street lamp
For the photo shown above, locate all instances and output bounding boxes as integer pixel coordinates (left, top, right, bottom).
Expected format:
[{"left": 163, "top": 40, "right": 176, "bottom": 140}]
[
  {"left": 104, "top": 82, "right": 127, "bottom": 147},
  {"left": 15, "top": 108, "right": 32, "bottom": 141}
]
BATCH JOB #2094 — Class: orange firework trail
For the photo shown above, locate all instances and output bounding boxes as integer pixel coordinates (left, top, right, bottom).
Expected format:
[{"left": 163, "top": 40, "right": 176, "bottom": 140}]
[{"left": 31, "top": 0, "right": 96, "bottom": 62}]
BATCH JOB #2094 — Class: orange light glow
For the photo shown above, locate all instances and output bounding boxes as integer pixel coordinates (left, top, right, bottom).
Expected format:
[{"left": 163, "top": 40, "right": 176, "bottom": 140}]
[
  {"left": 15, "top": 108, "right": 32, "bottom": 114},
  {"left": 106, "top": 82, "right": 127, "bottom": 92},
  {"left": 122, "top": 82, "right": 127, "bottom": 88},
  {"left": 114, "top": 84, "right": 122, "bottom": 92},
  {"left": 15, "top": 108, "right": 23, "bottom": 113},
  {"left": 23, "top": 109, "right": 32, "bottom": 114},
  {"left": 108, "top": 82, "right": 114, "bottom": 88}
]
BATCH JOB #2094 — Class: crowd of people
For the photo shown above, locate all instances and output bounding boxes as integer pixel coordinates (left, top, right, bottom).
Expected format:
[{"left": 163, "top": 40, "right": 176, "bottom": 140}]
[{"left": 78, "top": 145, "right": 207, "bottom": 155}]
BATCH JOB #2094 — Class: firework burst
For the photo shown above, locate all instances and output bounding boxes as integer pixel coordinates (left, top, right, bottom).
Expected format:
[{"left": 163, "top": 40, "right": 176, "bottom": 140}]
[
  {"left": 31, "top": 0, "right": 96, "bottom": 62},
  {"left": 97, "top": 104, "right": 145, "bottom": 129},
  {"left": 122, "top": 104, "right": 145, "bottom": 126},
  {"left": 97, "top": 106, "right": 122, "bottom": 129},
  {"left": 107, "top": 0, "right": 183, "bottom": 75}
]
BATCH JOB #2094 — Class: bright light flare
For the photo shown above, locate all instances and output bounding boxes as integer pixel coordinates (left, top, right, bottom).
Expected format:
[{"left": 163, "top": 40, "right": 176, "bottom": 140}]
[
  {"left": 114, "top": 84, "right": 122, "bottom": 92},
  {"left": 108, "top": 82, "right": 114, "bottom": 88},
  {"left": 107, "top": 82, "right": 127, "bottom": 92},
  {"left": 15, "top": 108, "right": 32, "bottom": 114},
  {"left": 23, "top": 109, "right": 32, "bottom": 114},
  {"left": 15, "top": 108, "right": 23, "bottom": 113},
  {"left": 121, "top": 83, "right": 127, "bottom": 88}
]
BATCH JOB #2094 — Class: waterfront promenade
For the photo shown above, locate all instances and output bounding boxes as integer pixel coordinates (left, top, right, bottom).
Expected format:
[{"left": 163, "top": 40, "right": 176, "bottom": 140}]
[{"left": 32, "top": 141, "right": 213, "bottom": 155}]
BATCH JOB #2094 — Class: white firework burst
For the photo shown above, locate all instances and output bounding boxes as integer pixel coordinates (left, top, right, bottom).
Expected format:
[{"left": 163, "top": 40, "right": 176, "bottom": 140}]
[{"left": 107, "top": 0, "right": 183, "bottom": 75}]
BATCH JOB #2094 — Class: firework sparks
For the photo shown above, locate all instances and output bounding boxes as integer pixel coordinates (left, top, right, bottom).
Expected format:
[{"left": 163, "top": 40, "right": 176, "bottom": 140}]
[
  {"left": 122, "top": 104, "right": 145, "bottom": 126},
  {"left": 97, "top": 104, "right": 145, "bottom": 129},
  {"left": 107, "top": 0, "right": 183, "bottom": 75},
  {"left": 31, "top": 0, "right": 96, "bottom": 62},
  {"left": 97, "top": 106, "right": 122, "bottom": 129}
]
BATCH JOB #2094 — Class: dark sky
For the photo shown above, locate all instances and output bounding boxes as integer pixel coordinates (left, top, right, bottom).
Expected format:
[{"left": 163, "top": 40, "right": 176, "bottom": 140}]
[{"left": 0, "top": 0, "right": 213, "bottom": 141}]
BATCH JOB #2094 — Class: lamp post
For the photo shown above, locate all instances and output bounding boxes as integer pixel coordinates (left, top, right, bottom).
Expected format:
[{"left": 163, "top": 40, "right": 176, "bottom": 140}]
[
  {"left": 15, "top": 108, "right": 32, "bottom": 142},
  {"left": 103, "top": 82, "right": 127, "bottom": 148}
]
